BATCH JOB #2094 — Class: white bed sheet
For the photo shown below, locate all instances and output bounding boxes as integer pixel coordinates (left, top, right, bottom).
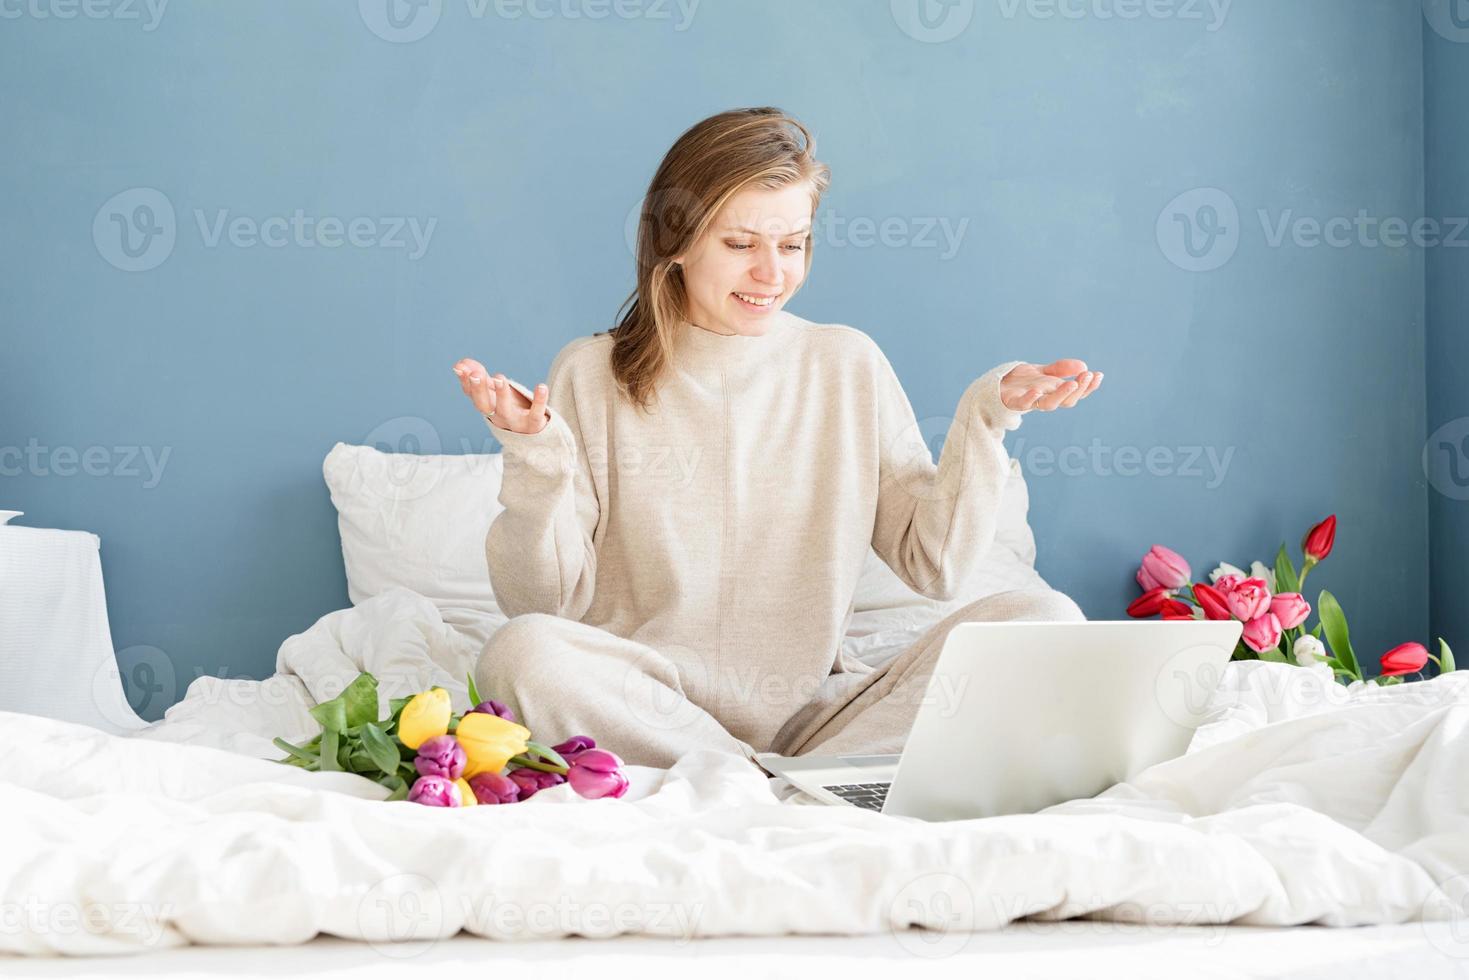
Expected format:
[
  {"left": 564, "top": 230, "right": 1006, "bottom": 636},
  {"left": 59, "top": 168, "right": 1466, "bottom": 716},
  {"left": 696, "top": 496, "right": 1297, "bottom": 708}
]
[{"left": 3, "top": 587, "right": 1468, "bottom": 959}]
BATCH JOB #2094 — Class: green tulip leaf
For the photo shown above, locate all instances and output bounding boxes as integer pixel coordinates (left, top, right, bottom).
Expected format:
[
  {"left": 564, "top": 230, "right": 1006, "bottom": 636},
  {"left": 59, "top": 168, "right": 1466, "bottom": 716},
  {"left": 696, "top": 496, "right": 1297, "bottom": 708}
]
[
  {"left": 466, "top": 671, "right": 482, "bottom": 709},
  {"left": 309, "top": 698, "right": 348, "bottom": 735},
  {"left": 308, "top": 672, "right": 380, "bottom": 735},
  {"left": 525, "top": 741, "right": 568, "bottom": 769},
  {"left": 1440, "top": 638, "right": 1456, "bottom": 673},
  {"left": 1274, "top": 543, "right": 1300, "bottom": 595},
  {"left": 341, "top": 672, "right": 382, "bottom": 728},
  {"left": 272, "top": 737, "right": 319, "bottom": 766},
  {"left": 1257, "top": 645, "right": 1288, "bottom": 663},
  {"left": 383, "top": 774, "right": 409, "bottom": 802},
  {"left": 320, "top": 726, "right": 341, "bottom": 772},
  {"left": 361, "top": 722, "right": 402, "bottom": 775},
  {"left": 1317, "top": 590, "right": 1360, "bottom": 680}
]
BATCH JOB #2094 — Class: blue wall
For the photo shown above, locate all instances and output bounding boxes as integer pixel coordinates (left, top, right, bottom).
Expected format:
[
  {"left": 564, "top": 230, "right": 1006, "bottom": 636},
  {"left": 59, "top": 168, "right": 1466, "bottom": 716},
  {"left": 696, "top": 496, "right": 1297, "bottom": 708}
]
[
  {"left": 1, "top": 0, "right": 1438, "bottom": 715},
  {"left": 1424, "top": 6, "right": 1469, "bottom": 661}
]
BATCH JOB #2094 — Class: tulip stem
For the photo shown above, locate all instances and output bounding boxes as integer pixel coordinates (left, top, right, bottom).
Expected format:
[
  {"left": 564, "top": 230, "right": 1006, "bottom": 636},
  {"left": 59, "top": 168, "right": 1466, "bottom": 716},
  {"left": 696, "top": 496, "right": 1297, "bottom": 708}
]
[
  {"left": 509, "top": 754, "right": 568, "bottom": 775},
  {"left": 1298, "top": 558, "right": 1316, "bottom": 591}
]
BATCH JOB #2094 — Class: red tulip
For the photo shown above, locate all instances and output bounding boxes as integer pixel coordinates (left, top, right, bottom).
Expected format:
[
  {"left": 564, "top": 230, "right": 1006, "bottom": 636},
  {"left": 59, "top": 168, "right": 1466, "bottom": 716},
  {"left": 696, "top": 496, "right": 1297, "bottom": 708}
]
[
  {"left": 1241, "top": 613, "right": 1283, "bottom": 654},
  {"left": 1161, "top": 598, "right": 1196, "bottom": 620},
  {"left": 1225, "top": 578, "right": 1272, "bottom": 622},
  {"left": 1380, "top": 642, "right": 1429, "bottom": 677},
  {"left": 1192, "top": 583, "right": 1233, "bottom": 621},
  {"left": 1268, "top": 593, "right": 1311, "bottom": 630},
  {"left": 1302, "top": 515, "right": 1337, "bottom": 562},
  {"left": 1136, "top": 545, "right": 1191, "bottom": 592},
  {"left": 1127, "top": 587, "right": 1172, "bottom": 618}
]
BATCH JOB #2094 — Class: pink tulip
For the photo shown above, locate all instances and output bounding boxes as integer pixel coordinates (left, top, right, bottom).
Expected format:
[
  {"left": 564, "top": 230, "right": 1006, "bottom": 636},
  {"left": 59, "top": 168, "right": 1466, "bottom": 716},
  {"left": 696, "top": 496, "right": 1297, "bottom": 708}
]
[
  {"left": 1214, "top": 573, "right": 1243, "bottom": 595},
  {"left": 1136, "top": 545, "right": 1191, "bottom": 592},
  {"left": 1225, "top": 578, "right": 1271, "bottom": 622},
  {"left": 467, "top": 771, "right": 521, "bottom": 805},
  {"left": 507, "top": 768, "right": 565, "bottom": 800},
  {"left": 1269, "top": 593, "right": 1311, "bottom": 630},
  {"left": 566, "top": 749, "right": 629, "bottom": 800},
  {"left": 1241, "top": 613, "right": 1283, "bottom": 654},
  {"left": 413, "top": 734, "right": 467, "bottom": 781},
  {"left": 407, "top": 775, "right": 461, "bottom": 807},
  {"left": 551, "top": 735, "right": 597, "bottom": 762}
]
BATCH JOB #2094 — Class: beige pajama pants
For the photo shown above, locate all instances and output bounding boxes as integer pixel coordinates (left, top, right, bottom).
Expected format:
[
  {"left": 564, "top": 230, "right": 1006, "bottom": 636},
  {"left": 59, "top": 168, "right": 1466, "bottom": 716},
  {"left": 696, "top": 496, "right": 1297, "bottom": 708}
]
[{"left": 473, "top": 588, "right": 1084, "bottom": 769}]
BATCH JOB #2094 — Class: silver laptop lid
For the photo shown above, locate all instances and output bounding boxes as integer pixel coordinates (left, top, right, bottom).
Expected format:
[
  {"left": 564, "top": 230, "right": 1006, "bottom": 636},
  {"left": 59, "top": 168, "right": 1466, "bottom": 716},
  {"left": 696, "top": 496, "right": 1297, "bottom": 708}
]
[{"left": 882, "top": 620, "right": 1242, "bottom": 821}]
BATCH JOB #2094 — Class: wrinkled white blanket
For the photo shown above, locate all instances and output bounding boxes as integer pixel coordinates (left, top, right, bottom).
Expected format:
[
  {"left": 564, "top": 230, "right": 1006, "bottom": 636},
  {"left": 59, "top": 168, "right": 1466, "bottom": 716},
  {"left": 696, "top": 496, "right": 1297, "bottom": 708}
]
[{"left": 3, "top": 588, "right": 1467, "bottom": 956}]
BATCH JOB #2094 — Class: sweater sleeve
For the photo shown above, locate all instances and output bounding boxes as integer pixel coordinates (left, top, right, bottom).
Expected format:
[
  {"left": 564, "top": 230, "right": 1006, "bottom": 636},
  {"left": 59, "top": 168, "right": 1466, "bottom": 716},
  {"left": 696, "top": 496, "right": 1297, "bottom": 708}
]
[
  {"left": 483, "top": 352, "right": 599, "bottom": 621},
  {"left": 870, "top": 352, "right": 1027, "bottom": 602}
]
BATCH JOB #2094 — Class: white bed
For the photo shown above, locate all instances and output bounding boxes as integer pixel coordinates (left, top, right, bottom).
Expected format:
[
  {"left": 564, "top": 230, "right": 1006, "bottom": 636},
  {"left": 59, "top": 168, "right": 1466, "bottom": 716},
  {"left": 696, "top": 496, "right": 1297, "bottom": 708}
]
[
  {"left": 3, "top": 923, "right": 1465, "bottom": 979},
  {"left": 2, "top": 444, "right": 1467, "bottom": 970}
]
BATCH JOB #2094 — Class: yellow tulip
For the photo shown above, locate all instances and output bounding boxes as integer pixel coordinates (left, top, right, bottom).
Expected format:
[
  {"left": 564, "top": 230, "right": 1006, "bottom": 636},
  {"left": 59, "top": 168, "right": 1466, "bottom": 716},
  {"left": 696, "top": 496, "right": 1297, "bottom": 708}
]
[
  {"left": 398, "top": 688, "right": 451, "bottom": 750},
  {"left": 454, "top": 778, "right": 477, "bottom": 807},
  {"left": 456, "top": 711, "right": 530, "bottom": 778}
]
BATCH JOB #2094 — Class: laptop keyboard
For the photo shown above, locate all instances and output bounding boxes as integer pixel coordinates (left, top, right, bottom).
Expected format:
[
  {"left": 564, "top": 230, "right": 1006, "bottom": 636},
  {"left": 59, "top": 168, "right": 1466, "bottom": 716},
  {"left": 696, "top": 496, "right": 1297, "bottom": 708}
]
[{"left": 823, "top": 781, "right": 891, "bottom": 811}]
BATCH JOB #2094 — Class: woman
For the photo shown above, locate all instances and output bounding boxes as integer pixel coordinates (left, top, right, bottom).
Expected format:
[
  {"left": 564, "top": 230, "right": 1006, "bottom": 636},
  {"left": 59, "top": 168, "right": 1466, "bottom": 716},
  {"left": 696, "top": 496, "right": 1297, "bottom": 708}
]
[{"left": 452, "top": 107, "right": 1101, "bottom": 769}]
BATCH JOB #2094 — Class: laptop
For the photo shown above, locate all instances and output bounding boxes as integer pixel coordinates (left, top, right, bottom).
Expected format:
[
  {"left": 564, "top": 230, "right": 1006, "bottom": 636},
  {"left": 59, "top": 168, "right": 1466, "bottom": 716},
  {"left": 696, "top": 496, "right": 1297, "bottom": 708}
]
[{"left": 756, "top": 619, "right": 1243, "bottom": 821}]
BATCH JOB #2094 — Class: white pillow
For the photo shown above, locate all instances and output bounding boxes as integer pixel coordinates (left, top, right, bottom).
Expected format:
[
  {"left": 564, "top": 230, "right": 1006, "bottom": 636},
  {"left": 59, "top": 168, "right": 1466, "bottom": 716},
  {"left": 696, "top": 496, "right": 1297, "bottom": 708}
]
[{"left": 323, "top": 443, "right": 508, "bottom": 648}]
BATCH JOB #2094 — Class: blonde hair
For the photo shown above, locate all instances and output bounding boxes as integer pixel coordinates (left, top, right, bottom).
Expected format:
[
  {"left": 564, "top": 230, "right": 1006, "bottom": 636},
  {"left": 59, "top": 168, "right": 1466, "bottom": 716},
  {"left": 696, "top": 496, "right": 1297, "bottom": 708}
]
[{"left": 605, "top": 107, "right": 831, "bottom": 411}]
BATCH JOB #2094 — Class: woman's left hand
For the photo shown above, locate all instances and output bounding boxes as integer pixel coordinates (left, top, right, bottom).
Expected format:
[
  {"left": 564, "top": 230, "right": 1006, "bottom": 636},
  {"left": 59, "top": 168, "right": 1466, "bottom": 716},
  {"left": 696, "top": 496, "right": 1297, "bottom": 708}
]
[{"left": 1000, "top": 359, "right": 1103, "bottom": 412}]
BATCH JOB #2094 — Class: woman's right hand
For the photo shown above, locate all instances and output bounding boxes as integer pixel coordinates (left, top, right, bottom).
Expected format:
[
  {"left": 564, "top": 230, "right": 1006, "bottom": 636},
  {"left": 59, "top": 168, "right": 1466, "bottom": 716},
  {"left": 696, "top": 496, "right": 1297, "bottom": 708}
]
[{"left": 452, "top": 358, "right": 550, "bottom": 435}]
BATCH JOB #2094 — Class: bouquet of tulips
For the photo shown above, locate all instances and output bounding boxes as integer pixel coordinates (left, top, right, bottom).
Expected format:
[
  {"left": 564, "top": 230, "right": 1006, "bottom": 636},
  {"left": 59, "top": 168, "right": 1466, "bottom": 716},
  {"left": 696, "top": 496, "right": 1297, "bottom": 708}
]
[
  {"left": 1127, "top": 514, "right": 1457, "bottom": 686},
  {"left": 272, "top": 671, "right": 628, "bottom": 806}
]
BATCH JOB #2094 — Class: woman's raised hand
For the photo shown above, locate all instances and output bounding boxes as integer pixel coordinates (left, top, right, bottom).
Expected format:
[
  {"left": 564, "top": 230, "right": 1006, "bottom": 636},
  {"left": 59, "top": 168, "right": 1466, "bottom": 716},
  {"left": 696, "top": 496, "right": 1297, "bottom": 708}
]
[
  {"left": 1000, "top": 359, "right": 1103, "bottom": 413},
  {"left": 452, "top": 358, "right": 550, "bottom": 435}
]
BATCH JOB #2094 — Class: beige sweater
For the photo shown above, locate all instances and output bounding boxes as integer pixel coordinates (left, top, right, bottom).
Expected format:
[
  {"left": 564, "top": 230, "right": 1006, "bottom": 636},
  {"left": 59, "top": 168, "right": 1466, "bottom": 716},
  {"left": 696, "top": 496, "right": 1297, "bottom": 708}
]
[{"left": 485, "top": 310, "right": 1024, "bottom": 749}]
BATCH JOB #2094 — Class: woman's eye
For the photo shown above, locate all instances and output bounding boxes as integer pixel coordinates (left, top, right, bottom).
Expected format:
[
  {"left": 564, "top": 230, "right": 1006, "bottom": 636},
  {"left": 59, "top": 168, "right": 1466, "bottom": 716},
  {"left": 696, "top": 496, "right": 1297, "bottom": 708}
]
[
  {"left": 783, "top": 243, "right": 805, "bottom": 252},
  {"left": 726, "top": 241, "right": 752, "bottom": 250}
]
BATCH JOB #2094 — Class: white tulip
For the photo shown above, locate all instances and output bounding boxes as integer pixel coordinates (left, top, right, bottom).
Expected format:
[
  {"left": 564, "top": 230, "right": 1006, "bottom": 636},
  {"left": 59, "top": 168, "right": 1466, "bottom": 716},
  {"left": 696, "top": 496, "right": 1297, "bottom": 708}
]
[
  {"left": 1293, "top": 634, "right": 1326, "bottom": 667},
  {"left": 1209, "top": 562, "right": 1247, "bottom": 583},
  {"left": 1249, "top": 560, "right": 1277, "bottom": 592}
]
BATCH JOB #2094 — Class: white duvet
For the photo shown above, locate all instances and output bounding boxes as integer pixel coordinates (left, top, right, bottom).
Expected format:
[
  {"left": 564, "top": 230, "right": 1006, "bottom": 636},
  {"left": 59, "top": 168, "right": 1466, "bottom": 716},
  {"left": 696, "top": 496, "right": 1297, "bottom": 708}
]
[{"left": 3, "top": 588, "right": 1467, "bottom": 957}]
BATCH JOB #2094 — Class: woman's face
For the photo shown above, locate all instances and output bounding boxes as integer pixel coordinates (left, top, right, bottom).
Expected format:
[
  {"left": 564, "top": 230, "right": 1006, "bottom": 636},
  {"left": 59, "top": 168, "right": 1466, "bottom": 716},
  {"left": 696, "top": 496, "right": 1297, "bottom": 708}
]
[{"left": 675, "top": 182, "right": 812, "bottom": 337}]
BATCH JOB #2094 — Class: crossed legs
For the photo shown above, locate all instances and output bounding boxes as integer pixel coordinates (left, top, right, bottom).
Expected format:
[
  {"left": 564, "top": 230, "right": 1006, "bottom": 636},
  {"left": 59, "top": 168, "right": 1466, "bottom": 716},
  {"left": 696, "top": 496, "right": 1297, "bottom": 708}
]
[{"left": 473, "top": 589, "right": 1084, "bottom": 769}]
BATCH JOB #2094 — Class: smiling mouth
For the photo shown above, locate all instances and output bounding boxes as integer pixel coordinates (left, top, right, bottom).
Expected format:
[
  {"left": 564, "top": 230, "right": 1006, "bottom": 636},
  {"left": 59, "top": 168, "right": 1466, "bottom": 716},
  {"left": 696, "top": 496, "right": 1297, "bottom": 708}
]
[{"left": 732, "top": 291, "right": 779, "bottom": 308}]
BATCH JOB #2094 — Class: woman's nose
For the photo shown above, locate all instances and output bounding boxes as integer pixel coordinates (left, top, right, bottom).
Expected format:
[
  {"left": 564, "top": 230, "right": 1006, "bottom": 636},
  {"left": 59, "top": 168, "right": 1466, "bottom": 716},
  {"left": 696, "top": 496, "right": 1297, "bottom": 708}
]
[{"left": 751, "top": 247, "right": 782, "bottom": 284}]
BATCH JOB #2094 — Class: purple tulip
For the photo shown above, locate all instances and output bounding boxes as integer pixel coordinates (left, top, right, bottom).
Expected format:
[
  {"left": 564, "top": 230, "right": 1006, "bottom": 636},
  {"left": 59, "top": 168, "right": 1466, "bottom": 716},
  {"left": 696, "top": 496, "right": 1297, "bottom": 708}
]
[
  {"left": 551, "top": 735, "right": 597, "bottom": 761},
  {"left": 566, "top": 749, "right": 629, "bottom": 800},
  {"left": 507, "top": 767, "right": 565, "bottom": 800},
  {"left": 407, "top": 775, "right": 460, "bottom": 807},
  {"left": 467, "top": 771, "right": 521, "bottom": 805},
  {"left": 414, "top": 734, "right": 467, "bottom": 780},
  {"left": 471, "top": 699, "right": 516, "bottom": 722}
]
